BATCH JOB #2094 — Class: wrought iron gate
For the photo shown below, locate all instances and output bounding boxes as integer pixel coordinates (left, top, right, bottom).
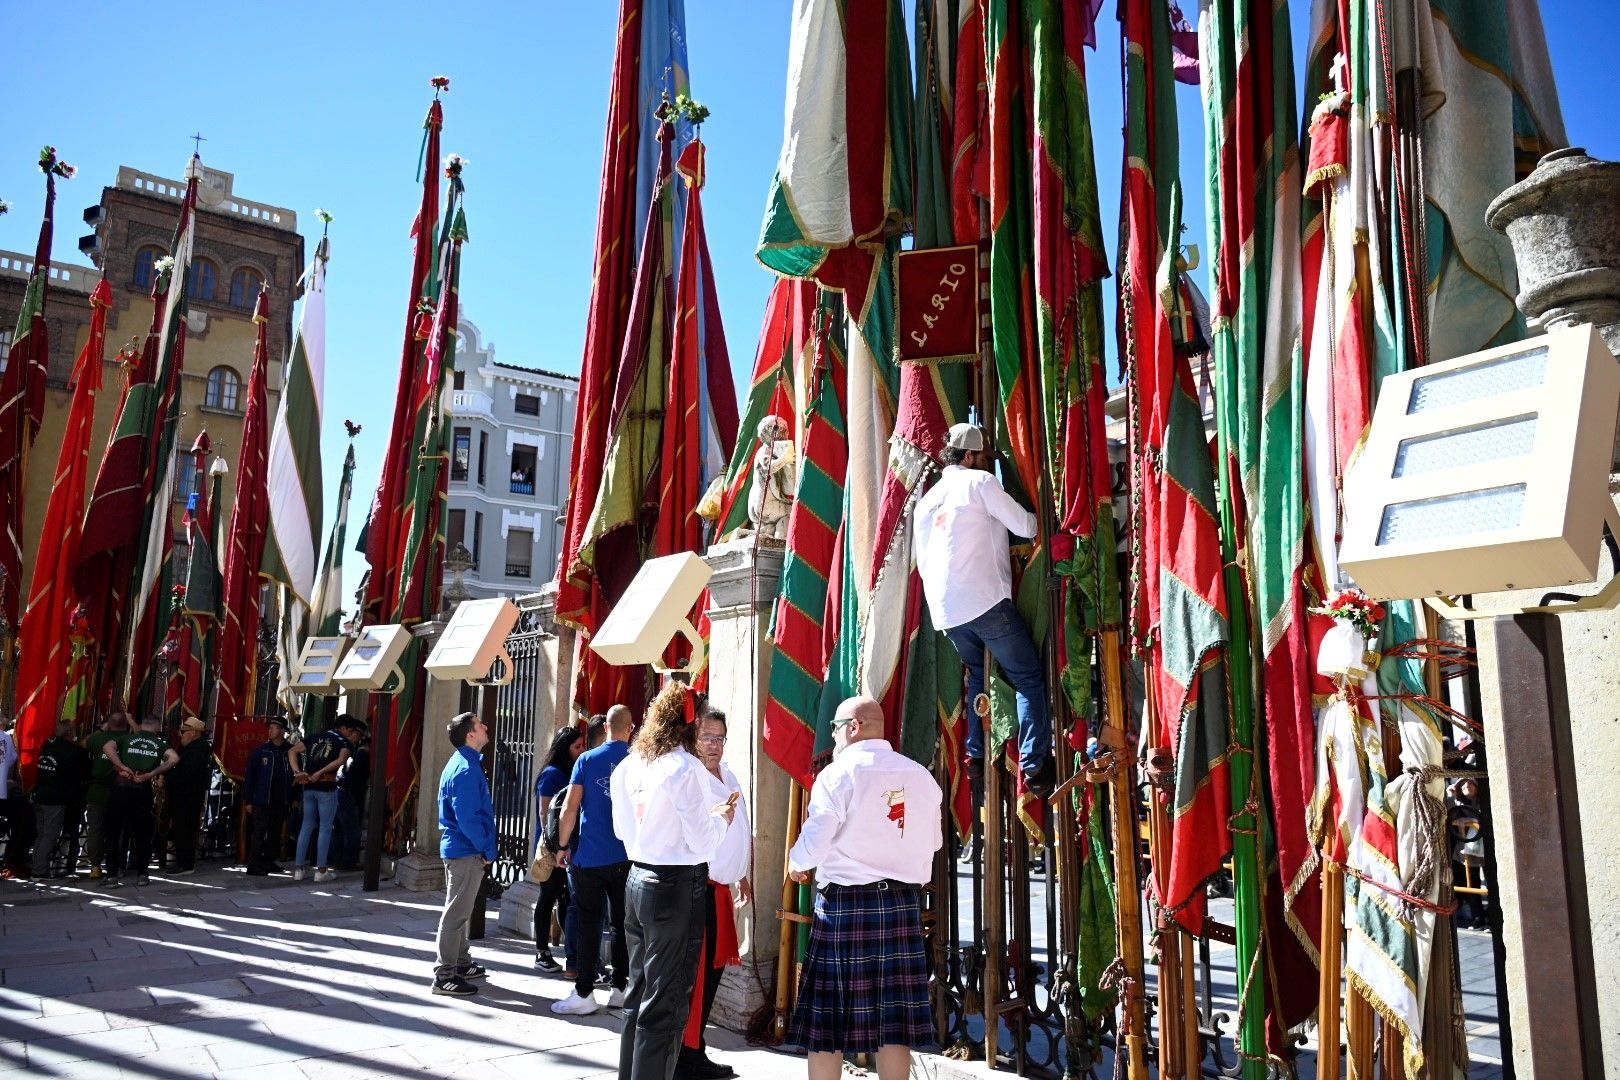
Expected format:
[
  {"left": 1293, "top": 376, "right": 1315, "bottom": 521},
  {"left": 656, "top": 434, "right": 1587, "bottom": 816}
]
[{"left": 483, "top": 601, "right": 551, "bottom": 894}]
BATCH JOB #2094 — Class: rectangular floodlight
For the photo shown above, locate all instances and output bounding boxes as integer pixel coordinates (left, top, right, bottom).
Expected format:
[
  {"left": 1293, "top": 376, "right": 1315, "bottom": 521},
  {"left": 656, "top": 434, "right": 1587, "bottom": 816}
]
[
  {"left": 290, "top": 635, "right": 351, "bottom": 695},
  {"left": 590, "top": 552, "right": 713, "bottom": 671},
  {"left": 332, "top": 623, "right": 413, "bottom": 693},
  {"left": 426, "top": 597, "right": 521, "bottom": 682},
  {"left": 1340, "top": 323, "right": 1620, "bottom": 600}
]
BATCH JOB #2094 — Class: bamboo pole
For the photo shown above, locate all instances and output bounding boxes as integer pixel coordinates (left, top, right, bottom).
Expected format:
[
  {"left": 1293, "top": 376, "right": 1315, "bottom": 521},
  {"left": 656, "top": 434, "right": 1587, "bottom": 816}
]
[
  {"left": 1099, "top": 632, "right": 1147, "bottom": 1080},
  {"left": 1180, "top": 928, "right": 1201, "bottom": 1072},
  {"left": 1146, "top": 781, "right": 1182, "bottom": 1078},
  {"left": 1420, "top": 606, "right": 1457, "bottom": 1078},
  {"left": 773, "top": 781, "right": 806, "bottom": 1040},
  {"left": 983, "top": 720, "right": 1005, "bottom": 1067},
  {"left": 1318, "top": 859, "right": 1346, "bottom": 1080},
  {"left": 1345, "top": 982, "right": 1375, "bottom": 1080}
]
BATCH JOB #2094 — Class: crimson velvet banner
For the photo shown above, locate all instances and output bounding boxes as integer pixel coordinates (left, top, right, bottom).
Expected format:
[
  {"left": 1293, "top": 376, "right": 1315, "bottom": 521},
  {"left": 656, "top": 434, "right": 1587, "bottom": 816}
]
[{"left": 895, "top": 243, "right": 979, "bottom": 364}]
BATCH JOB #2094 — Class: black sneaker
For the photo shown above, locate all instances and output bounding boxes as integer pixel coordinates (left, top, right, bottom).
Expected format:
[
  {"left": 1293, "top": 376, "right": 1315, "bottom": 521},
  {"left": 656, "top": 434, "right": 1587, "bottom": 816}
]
[
  {"left": 458, "top": 962, "right": 487, "bottom": 981},
  {"left": 135, "top": 875, "right": 151, "bottom": 887},
  {"left": 105, "top": 877, "right": 124, "bottom": 890},
  {"left": 432, "top": 975, "right": 478, "bottom": 997},
  {"left": 534, "top": 951, "right": 562, "bottom": 974},
  {"left": 1025, "top": 757, "right": 1057, "bottom": 800}
]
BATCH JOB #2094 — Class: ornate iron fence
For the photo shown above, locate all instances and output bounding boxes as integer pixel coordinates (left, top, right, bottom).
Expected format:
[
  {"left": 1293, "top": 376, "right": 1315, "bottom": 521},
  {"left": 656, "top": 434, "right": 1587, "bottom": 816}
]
[{"left": 483, "top": 604, "right": 551, "bottom": 895}]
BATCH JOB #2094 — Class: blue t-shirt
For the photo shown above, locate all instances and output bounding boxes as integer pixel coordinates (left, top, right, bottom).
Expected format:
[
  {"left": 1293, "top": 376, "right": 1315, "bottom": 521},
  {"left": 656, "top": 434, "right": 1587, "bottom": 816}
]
[{"left": 570, "top": 740, "right": 630, "bottom": 868}]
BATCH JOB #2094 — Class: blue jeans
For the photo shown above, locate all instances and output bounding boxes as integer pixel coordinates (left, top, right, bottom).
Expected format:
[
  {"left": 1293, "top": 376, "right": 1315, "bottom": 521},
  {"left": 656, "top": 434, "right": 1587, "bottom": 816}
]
[
  {"left": 295, "top": 788, "right": 340, "bottom": 869},
  {"left": 944, "top": 598, "right": 1051, "bottom": 775}
]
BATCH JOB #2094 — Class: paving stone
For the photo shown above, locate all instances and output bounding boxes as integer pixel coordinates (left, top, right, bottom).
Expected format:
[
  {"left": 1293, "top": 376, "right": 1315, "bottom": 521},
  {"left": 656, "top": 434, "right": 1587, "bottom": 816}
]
[
  {"left": 0, "top": 1007, "right": 111, "bottom": 1040},
  {"left": 25, "top": 1023, "right": 159, "bottom": 1064},
  {"left": 40, "top": 986, "right": 157, "bottom": 1015},
  {"left": 146, "top": 977, "right": 254, "bottom": 1005}
]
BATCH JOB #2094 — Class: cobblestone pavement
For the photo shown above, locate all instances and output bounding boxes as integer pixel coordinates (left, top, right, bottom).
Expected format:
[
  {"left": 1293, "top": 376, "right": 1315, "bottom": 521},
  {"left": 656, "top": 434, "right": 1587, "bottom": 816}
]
[
  {"left": 0, "top": 868, "right": 808, "bottom": 1080},
  {"left": 0, "top": 868, "right": 1505, "bottom": 1079}
]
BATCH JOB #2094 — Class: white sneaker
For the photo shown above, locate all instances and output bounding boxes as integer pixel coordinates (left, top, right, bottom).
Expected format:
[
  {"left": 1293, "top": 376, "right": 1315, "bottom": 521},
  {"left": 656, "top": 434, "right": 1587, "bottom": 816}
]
[
  {"left": 314, "top": 869, "right": 336, "bottom": 884},
  {"left": 292, "top": 867, "right": 307, "bottom": 882},
  {"left": 550, "top": 991, "right": 599, "bottom": 1016},
  {"left": 607, "top": 988, "right": 625, "bottom": 1008}
]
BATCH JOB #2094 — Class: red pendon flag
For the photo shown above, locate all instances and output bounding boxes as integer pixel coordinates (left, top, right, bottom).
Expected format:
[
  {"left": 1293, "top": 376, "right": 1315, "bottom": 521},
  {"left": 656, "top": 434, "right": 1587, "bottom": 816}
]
[
  {"left": 362, "top": 95, "right": 443, "bottom": 623},
  {"left": 215, "top": 289, "right": 272, "bottom": 732},
  {"left": 555, "top": 0, "right": 653, "bottom": 664},
  {"left": 14, "top": 281, "right": 110, "bottom": 782},
  {"left": 655, "top": 138, "right": 738, "bottom": 673},
  {"left": 1120, "top": 0, "right": 1231, "bottom": 933},
  {"left": 0, "top": 148, "right": 70, "bottom": 632},
  {"left": 73, "top": 274, "right": 167, "bottom": 712}
]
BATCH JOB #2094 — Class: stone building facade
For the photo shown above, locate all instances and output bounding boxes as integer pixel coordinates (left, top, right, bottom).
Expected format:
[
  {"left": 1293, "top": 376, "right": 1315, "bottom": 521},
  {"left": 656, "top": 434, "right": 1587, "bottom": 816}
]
[
  {"left": 0, "top": 161, "right": 302, "bottom": 606},
  {"left": 444, "top": 318, "right": 578, "bottom": 599}
]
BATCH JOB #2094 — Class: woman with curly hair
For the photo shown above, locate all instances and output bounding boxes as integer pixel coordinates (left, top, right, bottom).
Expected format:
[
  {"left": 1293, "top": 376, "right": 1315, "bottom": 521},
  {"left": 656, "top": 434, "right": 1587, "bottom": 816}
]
[{"left": 609, "top": 682, "right": 737, "bottom": 1080}]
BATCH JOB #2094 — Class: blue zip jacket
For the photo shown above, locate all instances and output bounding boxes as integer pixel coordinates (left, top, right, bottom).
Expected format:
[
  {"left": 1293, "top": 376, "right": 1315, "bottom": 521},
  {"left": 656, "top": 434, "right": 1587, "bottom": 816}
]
[
  {"left": 439, "top": 745, "right": 498, "bottom": 861},
  {"left": 244, "top": 740, "right": 294, "bottom": 807}
]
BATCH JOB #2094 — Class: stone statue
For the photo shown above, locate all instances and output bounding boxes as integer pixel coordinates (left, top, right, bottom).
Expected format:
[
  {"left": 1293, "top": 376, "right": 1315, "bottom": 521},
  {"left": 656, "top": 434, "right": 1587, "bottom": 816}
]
[{"left": 747, "top": 415, "right": 797, "bottom": 541}]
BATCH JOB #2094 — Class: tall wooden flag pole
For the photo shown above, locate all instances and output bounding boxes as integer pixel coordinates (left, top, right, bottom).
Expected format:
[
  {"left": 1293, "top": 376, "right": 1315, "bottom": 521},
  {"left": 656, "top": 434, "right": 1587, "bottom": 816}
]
[
  {"left": 215, "top": 287, "right": 272, "bottom": 736},
  {"left": 0, "top": 147, "right": 74, "bottom": 709},
  {"left": 124, "top": 157, "right": 201, "bottom": 713}
]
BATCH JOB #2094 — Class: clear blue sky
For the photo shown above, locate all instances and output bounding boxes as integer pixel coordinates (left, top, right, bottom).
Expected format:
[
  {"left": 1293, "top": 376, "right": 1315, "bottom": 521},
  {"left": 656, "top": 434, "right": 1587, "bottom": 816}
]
[{"left": 2, "top": 1, "right": 1613, "bottom": 598}]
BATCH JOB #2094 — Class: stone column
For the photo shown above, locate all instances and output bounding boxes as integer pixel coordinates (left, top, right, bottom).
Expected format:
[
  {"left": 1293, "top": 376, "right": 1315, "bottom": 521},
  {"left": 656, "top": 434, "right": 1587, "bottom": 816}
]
[
  {"left": 1484, "top": 148, "right": 1620, "bottom": 1070},
  {"left": 395, "top": 620, "right": 461, "bottom": 892},
  {"left": 499, "top": 584, "right": 578, "bottom": 937},
  {"left": 700, "top": 537, "right": 787, "bottom": 1033}
]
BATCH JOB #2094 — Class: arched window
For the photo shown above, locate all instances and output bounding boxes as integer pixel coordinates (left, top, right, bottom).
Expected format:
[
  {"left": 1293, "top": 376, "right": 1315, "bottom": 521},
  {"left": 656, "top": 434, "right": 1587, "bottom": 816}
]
[
  {"left": 229, "top": 267, "right": 265, "bottom": 309},
  {"left": 189, "top": 257, "right": 219, "bottom": 302},
  {"left": 132, "top": 246, "right": 166, "bottom": 289},
  {"left": 205, "top": 366, "right": 241, "bottom": 411}
]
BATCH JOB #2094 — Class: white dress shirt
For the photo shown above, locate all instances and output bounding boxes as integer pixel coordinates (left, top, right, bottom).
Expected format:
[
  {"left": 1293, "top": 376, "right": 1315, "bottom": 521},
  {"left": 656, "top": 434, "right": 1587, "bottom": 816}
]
[
  {"left": 611, "top": 748, "right": 730, "bottom": 867},
  {"left": 788, "top": 739, "right": 943, "bottom": 887},
  {"left": 703, "top": 762, "right": 751, "bottom": 886},
  {"left": 912, "top": 464, "right": 1037, "bottom": 629}
]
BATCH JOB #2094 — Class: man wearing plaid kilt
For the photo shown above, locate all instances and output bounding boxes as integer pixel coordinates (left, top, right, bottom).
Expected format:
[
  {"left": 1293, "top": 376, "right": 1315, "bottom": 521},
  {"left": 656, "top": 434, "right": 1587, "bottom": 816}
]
[{"left": 787, "top": 696, "right": 944, "bottom": 1080}]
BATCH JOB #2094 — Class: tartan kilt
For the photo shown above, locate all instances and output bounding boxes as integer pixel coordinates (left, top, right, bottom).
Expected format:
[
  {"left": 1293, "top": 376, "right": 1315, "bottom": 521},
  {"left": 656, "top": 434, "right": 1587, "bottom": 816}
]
[{"left": 788, "top": 881, "right": 934, "bottom": 1054}]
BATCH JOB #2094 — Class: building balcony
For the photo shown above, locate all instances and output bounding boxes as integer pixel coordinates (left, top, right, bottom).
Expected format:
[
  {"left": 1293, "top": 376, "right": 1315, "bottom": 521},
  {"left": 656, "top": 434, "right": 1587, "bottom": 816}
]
[
  {"left": 505, "top": 563, "right": 532, "bottom": 579},
  {"left": 509, "top": 478, "right": 534, "bottom": 495},
  {"left": 452, "top": 389, "right": 495, "bottom": 422}
]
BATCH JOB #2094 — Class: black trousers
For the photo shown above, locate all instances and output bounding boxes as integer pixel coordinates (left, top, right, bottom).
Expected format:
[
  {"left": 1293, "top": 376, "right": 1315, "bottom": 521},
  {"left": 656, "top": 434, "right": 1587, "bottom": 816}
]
[
  {"left": 620, "top": 862, "right": 707, "bottom": 1080},
  {"left": 0, "top": 795, "right": 34, "bottom": 871},
  {"left": 249, "top": 801, "right": 286, "bottom": 870},
  {"left": 533, "top": 865, "right": 572, "bottom": 956},
  {"left": 571, "top": 860, "right": 629, "bottom": 996},
  {"left": 105, "top": 785, "right": 155, "bottom": 878},
  {"left": 168, "top": 788, "right": 206, "bottom": 871}
]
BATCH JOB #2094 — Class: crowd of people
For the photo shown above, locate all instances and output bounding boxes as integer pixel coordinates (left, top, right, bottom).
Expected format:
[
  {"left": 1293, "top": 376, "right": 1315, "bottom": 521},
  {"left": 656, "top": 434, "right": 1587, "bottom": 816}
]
[
  {"left": 431, "top": 685, "right": 944, "bottom": 1080},
  {"left": 0, "top": 710, "right": 373, "bottom": 887}
]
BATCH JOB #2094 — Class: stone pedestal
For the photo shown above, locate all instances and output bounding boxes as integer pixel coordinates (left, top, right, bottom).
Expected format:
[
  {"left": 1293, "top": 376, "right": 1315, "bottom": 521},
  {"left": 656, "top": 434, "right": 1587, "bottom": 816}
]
[
  {"left": 497, "top": 583, "right": 576, "bottom": 935},
  {"left": 395, "top": 621, "right": 462, "bottom": 892},
  {"left": 499, "top": 879, "right": 543, "bottom": 939},
  {"left": 1484, "top": 148, "right": 1620, "bottom": 1071},
  {"left": 702, "top": 537, "right": 788, "bottom": 1027}
]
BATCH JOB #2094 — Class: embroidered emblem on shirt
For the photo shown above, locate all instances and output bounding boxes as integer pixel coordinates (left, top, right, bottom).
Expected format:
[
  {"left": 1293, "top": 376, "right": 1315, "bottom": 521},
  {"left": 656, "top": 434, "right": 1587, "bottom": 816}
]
[{"left": 882, "top": 788, "right": 907, "bottom": 836}]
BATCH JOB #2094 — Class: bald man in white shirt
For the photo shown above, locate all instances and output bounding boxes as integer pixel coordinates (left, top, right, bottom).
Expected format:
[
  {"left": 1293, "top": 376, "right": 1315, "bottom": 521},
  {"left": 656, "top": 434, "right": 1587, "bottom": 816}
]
[
  {"left": 787, "top": 696, "right": 943, "bottom": 1080},
  {"left": 912, "top": 422, "right": 1054, "bottom": 798}
]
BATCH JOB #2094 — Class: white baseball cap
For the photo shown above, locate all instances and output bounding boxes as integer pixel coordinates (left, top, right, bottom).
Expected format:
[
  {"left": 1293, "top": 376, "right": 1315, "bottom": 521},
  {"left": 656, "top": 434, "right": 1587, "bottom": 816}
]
[{"left": 945, "top": 423, "right": 986, "bottom": 452}]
